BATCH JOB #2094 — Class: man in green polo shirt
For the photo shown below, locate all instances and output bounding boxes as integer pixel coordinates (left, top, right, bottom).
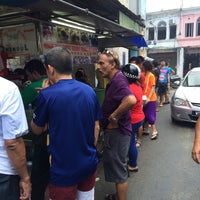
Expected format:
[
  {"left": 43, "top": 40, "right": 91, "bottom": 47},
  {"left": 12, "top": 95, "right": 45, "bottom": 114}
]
[
  {"left": 21, "top": 58, "right": 49, "bottom": 200},
  {"left": 21, "top": 59, "right": 47, "bottom": 109}
]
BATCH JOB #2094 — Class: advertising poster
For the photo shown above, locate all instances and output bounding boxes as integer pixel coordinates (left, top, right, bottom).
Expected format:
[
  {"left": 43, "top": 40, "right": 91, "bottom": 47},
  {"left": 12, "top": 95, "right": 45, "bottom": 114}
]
[
  {"left": 0, "top": 23, "right": 37, "bottom": 57},
  {"left": 42, "top": 23, "right": 98, "bottom": 65}
]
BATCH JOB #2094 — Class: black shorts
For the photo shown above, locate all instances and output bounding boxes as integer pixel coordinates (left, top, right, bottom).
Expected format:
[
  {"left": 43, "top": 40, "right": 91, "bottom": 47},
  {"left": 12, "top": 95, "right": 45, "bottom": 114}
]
[
  {"left": 0, "top": 173, "right": 20, "bottom": 200},
  {"left": 103, "top": 130, "right": 131, "bottom": 183},
  {"left": 158, "top": 82, "right": 167, "bottom": 96},
  {"left": 31, "top": 131, "right": 50, "bottom": 200}
]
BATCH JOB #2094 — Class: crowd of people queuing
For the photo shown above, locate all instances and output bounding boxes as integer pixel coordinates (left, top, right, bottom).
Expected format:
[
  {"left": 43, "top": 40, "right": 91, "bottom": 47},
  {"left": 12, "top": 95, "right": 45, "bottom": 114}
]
[{"left": 0, "top": 46, "right": 177, "bottom": 200}]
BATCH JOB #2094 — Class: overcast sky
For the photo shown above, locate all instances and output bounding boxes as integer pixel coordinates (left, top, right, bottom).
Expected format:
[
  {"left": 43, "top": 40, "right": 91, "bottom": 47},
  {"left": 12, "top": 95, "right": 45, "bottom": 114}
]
[{"left": 146, "top": 0, "right": 200, "bottom": 12}]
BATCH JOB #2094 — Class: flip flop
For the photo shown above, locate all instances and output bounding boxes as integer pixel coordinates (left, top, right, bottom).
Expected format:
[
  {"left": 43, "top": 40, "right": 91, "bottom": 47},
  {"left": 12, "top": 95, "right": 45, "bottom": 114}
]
[
  {"left": 143, "top": 131, "right": 150, "bottom": 135},
  {"left": 136, "top": 141, "right": 141, "bottom": 148},
  {"left": 105, "top": 193, "right": 116, "bottom": 200},
  {"left": 151, "top": 131, "right": 158, "bottom": 140},
  {"left": 163, "top": 101, "right": 170, "bottom": 104},
  {"left": 128, "top": 165, "right": 139, "bottom": 172}
]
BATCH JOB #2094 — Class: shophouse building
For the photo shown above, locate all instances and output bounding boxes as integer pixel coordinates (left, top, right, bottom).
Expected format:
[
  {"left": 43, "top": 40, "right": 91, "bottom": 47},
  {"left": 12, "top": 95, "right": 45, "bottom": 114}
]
[
  {"left": 178, "top": 7, "right": 200, "bottom": 77},
  {"left": 146, "top": 6, "right": 200, "bottom": 78},
  {"left": 146, "top": 9, "right": 180, "bottom": 75}
]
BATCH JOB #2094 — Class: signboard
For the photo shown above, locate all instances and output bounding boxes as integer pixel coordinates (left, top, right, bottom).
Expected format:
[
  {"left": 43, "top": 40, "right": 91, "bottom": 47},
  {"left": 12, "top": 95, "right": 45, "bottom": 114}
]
[
  {"left": 0, "top": 23, "right": 37, "bottom": 57},
  {"left": 43, "top": 43, "right": 98, "bottom": 65},
  {"left": 119, "top": 11, "right": 140, "bottom": 33},
  {"left": 42, "top": 23, "right": 96, "bottom": 46},
  {"left": 42, "top": 23, "right": 98, "bottom": 65}
]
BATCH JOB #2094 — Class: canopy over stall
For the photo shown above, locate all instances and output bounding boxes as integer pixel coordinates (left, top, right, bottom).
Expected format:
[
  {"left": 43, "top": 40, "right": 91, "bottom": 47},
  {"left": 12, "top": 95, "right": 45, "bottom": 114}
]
[{"left": 0, "top": 0, "right": 147, "bottom": 48}]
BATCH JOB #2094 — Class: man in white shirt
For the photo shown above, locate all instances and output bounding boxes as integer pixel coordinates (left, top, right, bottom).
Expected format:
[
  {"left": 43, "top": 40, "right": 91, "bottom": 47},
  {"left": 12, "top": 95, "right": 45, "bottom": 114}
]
[{"left": 0, "top": 77, "right": 31, "bottom": 200}]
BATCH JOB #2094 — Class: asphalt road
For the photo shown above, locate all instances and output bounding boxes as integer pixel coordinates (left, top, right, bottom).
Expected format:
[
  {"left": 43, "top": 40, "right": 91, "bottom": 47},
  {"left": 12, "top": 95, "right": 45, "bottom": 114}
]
[{"left": 95, "top": 91, "right": 200, "bottom": 200}]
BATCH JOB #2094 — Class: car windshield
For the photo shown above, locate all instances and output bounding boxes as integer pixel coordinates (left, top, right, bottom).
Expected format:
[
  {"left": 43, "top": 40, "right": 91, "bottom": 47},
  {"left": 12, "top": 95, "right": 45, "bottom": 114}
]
[{"left": 182, "top": 71, "right": 200, "bottom": 87}]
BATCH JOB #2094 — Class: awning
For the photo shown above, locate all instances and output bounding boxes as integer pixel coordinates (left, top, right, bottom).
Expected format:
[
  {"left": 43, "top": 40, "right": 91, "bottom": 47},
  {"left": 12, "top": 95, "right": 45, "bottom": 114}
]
[
  {"left": 0, "top": 0, "right": 146, "bottom": 48},
  {"left": 98, "top": 35, "right": 148, "bottom": 48},
  {"left": 0, "top": 0, "right": 140, "bottom": 36},
  {"left": 124, "top": 36, "right": 148, "bottom": 48},
  {"left": 0, "top": 0, "right": 40, "bottom": 6}
]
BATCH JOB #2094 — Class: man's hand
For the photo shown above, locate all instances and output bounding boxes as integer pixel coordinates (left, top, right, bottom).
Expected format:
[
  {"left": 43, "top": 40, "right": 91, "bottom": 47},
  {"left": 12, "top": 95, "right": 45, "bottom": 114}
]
[
  {"left": 107, "top": 114, "right": 119, "bottom": 129},
  {"left": 192, "top": 116, "right": 200, "bottom": 164},
  {"left": 192, "top": 143, "right": 200, "bottom": 164},
  {"left": 19, "top": 177, "right": 31, "bottom": 199},
  {"left": 144, "top": 98, "right": 150, "bottom": 105},
  {"left": 42, "top": 78, "right": 52, "bottom": 88},
  {"left": 5, "top": 137, "right": 31, "bottom": 199},
  {"left": 94, "top": 121, "right": 100, "bottom": 146}
]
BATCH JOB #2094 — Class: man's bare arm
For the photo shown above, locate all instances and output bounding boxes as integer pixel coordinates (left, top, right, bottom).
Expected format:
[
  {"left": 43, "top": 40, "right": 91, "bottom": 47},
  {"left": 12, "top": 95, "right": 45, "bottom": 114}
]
[
  {"left": 5, "top": 137, "right": 31, "bottom": 199},
  {"left": 30, "top": 120, "right": 46, "bottom": 135},
  {"left": 192, "top": 116, "right": 200, "bottom": 164},
  {"left": 110, "top": 95, "right": 136, "bottom": 121},
  {"left": 94, "top": 121, "right": 100, "bottom": 146}
]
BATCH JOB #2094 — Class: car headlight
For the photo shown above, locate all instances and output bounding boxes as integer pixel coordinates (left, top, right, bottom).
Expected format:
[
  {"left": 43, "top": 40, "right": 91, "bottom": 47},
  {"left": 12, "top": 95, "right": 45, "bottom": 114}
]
[{"left": 173, "top": 98, "right": 189, "bottom": 107}]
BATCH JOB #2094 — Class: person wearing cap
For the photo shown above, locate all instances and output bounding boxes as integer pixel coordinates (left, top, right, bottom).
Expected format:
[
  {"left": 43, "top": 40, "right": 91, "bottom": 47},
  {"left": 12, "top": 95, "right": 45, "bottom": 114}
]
[
  {"left": 97, "top": 49, "right": 136, "bottom": 200},
  {"left": 122, "top": 63, "right": 145, "bottom": 172}
]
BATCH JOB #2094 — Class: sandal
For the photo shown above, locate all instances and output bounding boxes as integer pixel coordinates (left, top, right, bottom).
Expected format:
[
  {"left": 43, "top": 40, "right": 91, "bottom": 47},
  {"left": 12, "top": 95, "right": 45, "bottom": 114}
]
[
  {"left": 128, "top": 165, "right": 139, "bottom": 172},
  {"left": 143, "top": 131, "right": 150, "bottom": 136},
  {"left": 163, "top": 101, "right": 170, "bottom": 104},
  {"left": 105, "top": 193, "right": 116, "bottom": 200},
  {"left": 136, "top": 141, "right": 141, "bottom": 148},
  {"left": 151, "top": 131, "right": 158, "bottom": 140}
]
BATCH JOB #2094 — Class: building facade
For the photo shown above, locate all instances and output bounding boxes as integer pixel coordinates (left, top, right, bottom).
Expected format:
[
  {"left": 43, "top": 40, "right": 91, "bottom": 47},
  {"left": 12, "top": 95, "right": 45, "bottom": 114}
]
[
  {"left": 146, "top": 7, "right": 200, "bottom": 78},
  {"left": 146, "top": 9, "right": 180, "bottom": 75},
  {"left": 178, "top": 7, "right": 200, "bottom": 76}
]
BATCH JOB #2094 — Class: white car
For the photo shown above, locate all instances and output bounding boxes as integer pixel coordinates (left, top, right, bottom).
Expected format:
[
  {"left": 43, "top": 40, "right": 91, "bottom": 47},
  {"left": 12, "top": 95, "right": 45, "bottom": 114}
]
[{"left": 170, "top": 67, "right": 200, "bottom": 123}]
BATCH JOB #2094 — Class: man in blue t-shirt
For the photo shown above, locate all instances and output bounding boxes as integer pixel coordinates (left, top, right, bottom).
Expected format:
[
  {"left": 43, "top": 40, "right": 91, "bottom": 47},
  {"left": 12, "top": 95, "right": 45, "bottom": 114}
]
[
  {"left": 31, "top": 47, "right": 102, "bottom": 200},
  {"left": 157, "top": 60, "right": 170, "bottom": 107}
]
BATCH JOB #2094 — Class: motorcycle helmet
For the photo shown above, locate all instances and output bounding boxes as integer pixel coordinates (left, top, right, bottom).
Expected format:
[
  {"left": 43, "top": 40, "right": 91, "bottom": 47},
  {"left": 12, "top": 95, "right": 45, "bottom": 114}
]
[{"left": 122, "top": 63, "right": 141, "bottom": 83}]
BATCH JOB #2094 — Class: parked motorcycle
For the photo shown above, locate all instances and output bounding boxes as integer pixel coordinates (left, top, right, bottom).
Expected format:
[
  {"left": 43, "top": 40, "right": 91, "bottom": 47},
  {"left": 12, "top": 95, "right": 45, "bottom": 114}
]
[{"left": 170, "top": 75, "right": 181, "bottom": 89}]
